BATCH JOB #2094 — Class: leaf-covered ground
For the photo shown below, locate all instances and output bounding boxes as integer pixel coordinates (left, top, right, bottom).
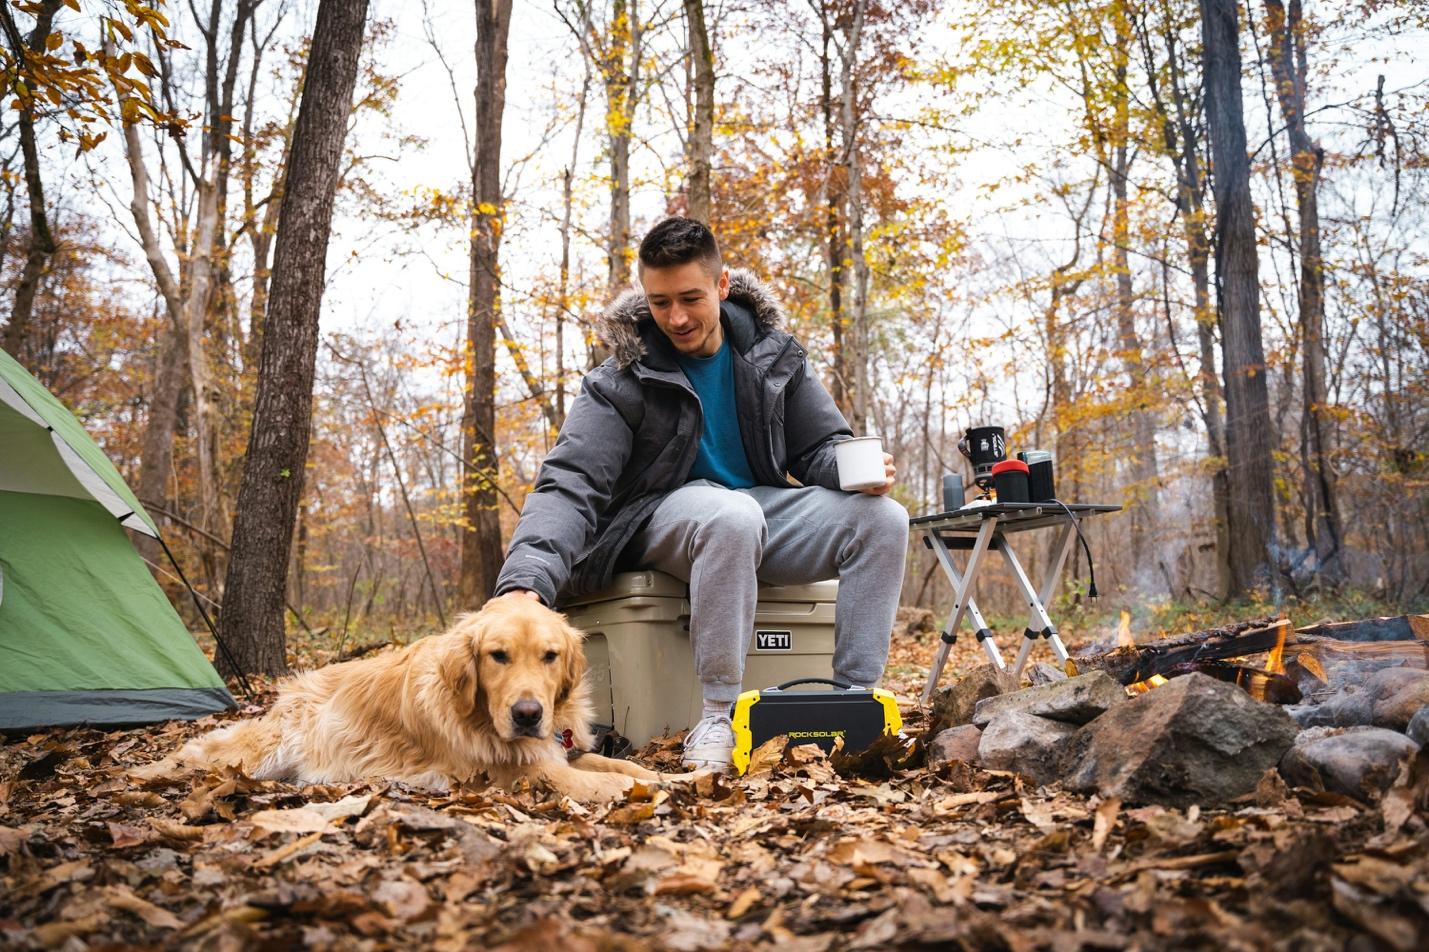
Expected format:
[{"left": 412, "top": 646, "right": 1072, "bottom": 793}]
[{"left": 3, "top": 615, "right": 1427, "bottom": 950}]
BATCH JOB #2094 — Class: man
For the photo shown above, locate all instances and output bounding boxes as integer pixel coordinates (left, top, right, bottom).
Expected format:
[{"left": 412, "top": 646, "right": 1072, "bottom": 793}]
[{"left": 495, "top": 218, "right": 908, "bottom": 770}]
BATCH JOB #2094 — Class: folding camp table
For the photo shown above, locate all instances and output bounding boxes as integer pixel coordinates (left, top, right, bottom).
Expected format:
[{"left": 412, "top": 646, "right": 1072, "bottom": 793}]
[{"left": 911, "top": 501, "right": 1120, "bottom": 704}]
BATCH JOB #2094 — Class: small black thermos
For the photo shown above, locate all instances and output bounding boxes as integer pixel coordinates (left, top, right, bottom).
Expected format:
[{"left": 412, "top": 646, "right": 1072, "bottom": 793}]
[{"left": 1018, "top": 450, "right": 1056, "bottom": 502}]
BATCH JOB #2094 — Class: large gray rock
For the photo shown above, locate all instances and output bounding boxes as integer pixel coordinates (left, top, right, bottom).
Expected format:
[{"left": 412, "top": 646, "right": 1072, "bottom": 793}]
[
  {"left": 976, "top": 711, "right": 1076, "bottom": 786},
  {"left": 1285, "top": 689, "right": 1374, "bottom": 729},
  {"left": 972, "top": 671, "right": 1126, "bottom": 728},
  {"left": 1026, "top": 662, "right": 1069, "bottom": 686},
  {"left": 1407, "top": 706, "right": 1429, "bottom": 747},
  {"left": 929, "top": 663, "right": 1017, "bottom": 733},
  {"left": 1060, "top": 673, "right": 1300, "bottom": 808},
  {"left": 927, "top": 725, "right": 983, "bottom": 767},
  {"left": 1280, "top": 726, "right": 1418, "bottom": 801},
  {"left": 1370, "top": 669, "right": 1429, "bottom": 731}
]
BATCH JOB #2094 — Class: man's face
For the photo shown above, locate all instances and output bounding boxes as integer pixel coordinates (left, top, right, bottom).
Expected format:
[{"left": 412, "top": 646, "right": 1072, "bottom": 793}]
[{"left": 640, "top": 261, "right": 730, "bottom": 358}]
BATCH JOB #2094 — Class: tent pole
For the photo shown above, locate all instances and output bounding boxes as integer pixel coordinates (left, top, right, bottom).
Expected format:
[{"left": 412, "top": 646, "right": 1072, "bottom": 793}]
[{"left": 156, "top": 534, "right": 255, "bottom": 698}]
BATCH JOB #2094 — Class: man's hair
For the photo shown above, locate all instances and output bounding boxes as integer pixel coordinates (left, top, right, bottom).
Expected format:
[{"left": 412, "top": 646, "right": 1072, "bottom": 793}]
[{"left": 637, "top": 217, "right": 722, "bottom": 277}]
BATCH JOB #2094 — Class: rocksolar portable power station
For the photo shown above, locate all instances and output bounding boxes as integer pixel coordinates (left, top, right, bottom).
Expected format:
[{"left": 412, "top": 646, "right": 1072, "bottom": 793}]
[{"left": 730, "top": 678, "right": 903, "bottom": 775}]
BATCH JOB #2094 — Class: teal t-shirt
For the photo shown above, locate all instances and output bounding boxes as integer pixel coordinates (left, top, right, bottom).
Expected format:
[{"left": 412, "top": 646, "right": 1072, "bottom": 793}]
[{"left": 675, "top": 339, "right": 757, "bottom": 489}]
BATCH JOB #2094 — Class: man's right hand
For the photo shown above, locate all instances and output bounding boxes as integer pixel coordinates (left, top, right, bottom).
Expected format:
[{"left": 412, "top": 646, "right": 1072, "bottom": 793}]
[{"left": 500, "top": 589, "right": 542, "bottom": 603}]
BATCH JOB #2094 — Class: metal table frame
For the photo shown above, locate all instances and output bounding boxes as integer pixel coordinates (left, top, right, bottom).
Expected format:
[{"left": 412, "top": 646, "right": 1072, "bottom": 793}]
[{"left": 911, "top": 502, "right": 1120, "bottom": 703}]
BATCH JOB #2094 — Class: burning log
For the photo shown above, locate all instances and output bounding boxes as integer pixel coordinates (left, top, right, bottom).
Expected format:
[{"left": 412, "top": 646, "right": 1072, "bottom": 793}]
[
  {"left": 1291, "top": 636, "right": 1429, "bottom": 671},
  {"left": 1074, "top": 619, "right": 1293, "bottom": 687},
  {"left": 1161, "top": 660, "right": 1302, "bottom": 705},
  {"left": 1295, "top": 614, "right": 1429, "bottom": 643}
]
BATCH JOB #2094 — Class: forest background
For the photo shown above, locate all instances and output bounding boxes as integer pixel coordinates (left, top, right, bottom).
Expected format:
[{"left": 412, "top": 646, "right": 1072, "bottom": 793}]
[{"left": 1, "top": 0, "right": 1425, "bottom": 677}]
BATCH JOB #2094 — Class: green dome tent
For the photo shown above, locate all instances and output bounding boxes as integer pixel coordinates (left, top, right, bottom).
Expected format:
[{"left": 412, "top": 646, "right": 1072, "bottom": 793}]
[{"left": 0, "top": 347, "right": 235, "bottom": 730}]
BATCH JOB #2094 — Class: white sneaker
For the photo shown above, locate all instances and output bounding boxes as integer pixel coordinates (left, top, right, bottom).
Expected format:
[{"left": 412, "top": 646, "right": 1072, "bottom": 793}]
[{"left": 682, "top": 714, "right": 735, "bottom": 771}]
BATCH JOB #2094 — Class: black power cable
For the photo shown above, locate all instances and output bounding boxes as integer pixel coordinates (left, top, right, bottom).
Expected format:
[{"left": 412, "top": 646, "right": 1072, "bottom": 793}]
[{"left": 1046, "top": 499, "right": 1098, "bottom": 601}]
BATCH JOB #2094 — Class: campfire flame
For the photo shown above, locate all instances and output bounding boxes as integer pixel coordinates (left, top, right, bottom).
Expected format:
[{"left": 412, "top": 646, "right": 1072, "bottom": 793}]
[
  {"left": 1128, "top": 673, "right": 1167, "bottom": 695},
  {"left": 1116, "top": 611, "right": 1133, "bottom": 648},
  {"left": 1264, "top": 622, "right": 1288, "bottom": 676}
]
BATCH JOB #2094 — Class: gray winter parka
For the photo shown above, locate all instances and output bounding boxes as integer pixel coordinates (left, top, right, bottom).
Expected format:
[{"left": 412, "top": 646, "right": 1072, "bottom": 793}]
[{"left": 493, "top": 270, "right": 854, "bottom": 606}]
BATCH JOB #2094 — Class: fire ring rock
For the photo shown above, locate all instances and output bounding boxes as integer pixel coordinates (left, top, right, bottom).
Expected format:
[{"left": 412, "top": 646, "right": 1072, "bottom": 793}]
[
  {"left": 976, "top": 711, "right": 1077, "bottom": 786},
  {"left": 1369, "top": 669, "right": 1429, "bottom": 732},
  {"left": 1280, "top": 726, "right": 1419, "bottom": 801},
  {"left": 971, "top": 671, "right": 1126, "bottom": 728},
  {"left": 927, "top": 724, "right": 983, "bottom": 767},
  {"left": 929, "top": 663, "right": 1018, "bottom": 733},
  {"left": 1059, "top": 673, "right": 1300, "bottom": 808},
  {"left": 1407, "top": 706, "right": 1429, "bottom": 748}
]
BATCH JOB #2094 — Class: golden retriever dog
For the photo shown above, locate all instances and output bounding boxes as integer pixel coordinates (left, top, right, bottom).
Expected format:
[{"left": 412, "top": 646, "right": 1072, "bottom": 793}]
[{"left": 145, "top": 598, "right": 680, "bottom": 802}]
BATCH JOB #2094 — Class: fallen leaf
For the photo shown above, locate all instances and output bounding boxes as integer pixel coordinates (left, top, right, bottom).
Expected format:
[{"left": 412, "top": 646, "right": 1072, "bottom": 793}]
[
  {"left": 604, "top": 801, "right": 656, "bottom": 825},
  {"left": 0, "top": 825, "right": 25, "bottom": 854},
  {"left": 1019, "top": 796, "right": 1056, "bottom": 834},
  {"left": 1092, "top": 796, "right": 1120, "bottom": 853},
  {"left": 104, "top": 885, "right": 183, "bottom": 929},
  {"left": 250, "top": 807, "right": 332, "bottom": 834},
  {"left": 30, "top": 912, "right": 105, "bottom": 946},
  {"left": 372, "top": 878, "right": 430, "bottom": 922},
  {"left": 180, "top": 777, "right": 237, "bottom": 821},
  {"left": 148, "top": 817, "right": 205, "bottom": 842},
  {"left": 253, "top": 830, "right": 324, "bottom": 868},
  {"left": 745, "top": 734, "right": 788, "bottom": 776},
  {"left": 726, "top": 886, "right": 760, "bottom": 919},
  {"left": 308, "top": 794, "right": 373, "bottom": 822},
  {"left": 112, "top": 791, "right": 164, "bottom": 808},
  {"left": 107, "top": 821, "right": 149, "bottom": 848}
]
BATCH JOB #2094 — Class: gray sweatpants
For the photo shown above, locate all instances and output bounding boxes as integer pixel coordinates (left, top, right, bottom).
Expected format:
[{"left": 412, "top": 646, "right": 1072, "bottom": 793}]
[{"left": 624, "top": 480, "right": 910, "bottom": 705}]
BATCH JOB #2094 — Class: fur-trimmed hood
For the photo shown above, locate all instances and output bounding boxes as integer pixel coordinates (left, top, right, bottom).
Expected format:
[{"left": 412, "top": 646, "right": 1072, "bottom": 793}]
[{"left": 596, "top": 268, "right": 785, "bottom": 370}]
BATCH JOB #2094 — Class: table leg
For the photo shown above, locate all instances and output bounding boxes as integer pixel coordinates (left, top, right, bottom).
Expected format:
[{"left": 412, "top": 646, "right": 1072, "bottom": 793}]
[
  {"left": 1036, "top": 523, "right": 1079, "bottom": 666},
  {"left": 920, "top": 517, "right": 1000, "bottom": 704},
  {"left": 1000, "top": 529, "right": 1072, "bottom": 682}
]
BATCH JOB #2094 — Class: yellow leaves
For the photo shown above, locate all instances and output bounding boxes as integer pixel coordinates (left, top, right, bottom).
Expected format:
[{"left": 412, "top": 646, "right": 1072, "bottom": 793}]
[{"left": 46, "top": 32, "right": 64, "bottom": 52}]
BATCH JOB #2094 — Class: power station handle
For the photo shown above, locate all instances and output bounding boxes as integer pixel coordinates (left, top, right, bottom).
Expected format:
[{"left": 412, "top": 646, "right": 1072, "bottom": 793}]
[{"left": 770, "top": 677, "right": 854, "bottom": 691}]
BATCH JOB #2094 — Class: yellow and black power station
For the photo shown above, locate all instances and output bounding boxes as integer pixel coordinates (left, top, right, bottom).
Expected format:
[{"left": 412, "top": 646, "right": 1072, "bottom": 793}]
[{"left": 730, "top": 678, "right": 903, "bottom": 775}]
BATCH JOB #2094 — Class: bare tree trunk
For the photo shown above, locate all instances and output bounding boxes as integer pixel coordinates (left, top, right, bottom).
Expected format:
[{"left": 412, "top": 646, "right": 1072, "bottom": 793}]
[
  {"left": 457, "top": 0, "right": 513, "bottom": 607},
  {"left": 134, "top": 326, "right": 188, "bottom": 566},
  {"left": 1264, "top": 0, "right": 1343, "bottom": 585},
  {"left": 241, "top": 9, "right": 291, "bottom": 367},
  {"left": 219, "top": 0, "right": 370, "bottom": 677},
  {"left": 0, "top": 0, "right": 62, "bottom": 360},
  {"left": 839, "top": 0, "right": 868, "bottom": 434},
  {"left": 555, "top": 68, "right": 590, "bottom": 428},
  {"left": 684, "top": 0, "right": 714, "bottom": 223},
  {"left": 184, "top": 181, "right": 223, "bottom": 543},
  {"left": 1200, "top": 0, "right": 1278, "bottom": 596},
  {"left": 605, "top": 0, "right": 639, "bottom": 298},
  {"left": 1110, "top": 2, "right": 1162, "bottom": 589},
  {"left": 818, "top": 6, "right": 849, "bottom": 420},
  {"left": 1143, "top": 4, "right": 1233, "bottom": 597}
]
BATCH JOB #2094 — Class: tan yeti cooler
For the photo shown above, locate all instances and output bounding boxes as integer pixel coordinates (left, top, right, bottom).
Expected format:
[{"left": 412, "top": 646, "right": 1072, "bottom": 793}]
[{"left": 561, "top": 570, "right": 839, "bottom": 746}]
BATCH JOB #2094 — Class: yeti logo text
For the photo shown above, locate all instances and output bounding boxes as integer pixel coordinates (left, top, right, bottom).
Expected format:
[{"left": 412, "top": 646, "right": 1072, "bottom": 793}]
[{"left": 756, "top": 630, "right": 792, "bottom": 651}]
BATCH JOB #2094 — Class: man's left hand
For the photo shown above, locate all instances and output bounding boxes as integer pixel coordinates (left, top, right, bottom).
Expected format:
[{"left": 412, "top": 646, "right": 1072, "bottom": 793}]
[{"left": 861, "top": 453, "right": 896, "bottom": 496}]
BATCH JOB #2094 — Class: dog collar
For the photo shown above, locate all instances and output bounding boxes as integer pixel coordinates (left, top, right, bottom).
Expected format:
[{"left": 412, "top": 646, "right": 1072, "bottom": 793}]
[{"left": 558, "top": 728, "right": 575, "bottom": 750}]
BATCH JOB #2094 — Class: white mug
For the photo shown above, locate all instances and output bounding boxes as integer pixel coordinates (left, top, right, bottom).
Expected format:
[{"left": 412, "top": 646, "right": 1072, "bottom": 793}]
[{"left": 835, "top": 436, "right": 887, "bottom": 491}]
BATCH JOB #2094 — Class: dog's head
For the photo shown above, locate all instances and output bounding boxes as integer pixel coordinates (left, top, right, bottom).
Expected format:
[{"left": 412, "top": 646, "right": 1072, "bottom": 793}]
[{"left": 439, "top": 596, "right": 587, "bottom": 742}]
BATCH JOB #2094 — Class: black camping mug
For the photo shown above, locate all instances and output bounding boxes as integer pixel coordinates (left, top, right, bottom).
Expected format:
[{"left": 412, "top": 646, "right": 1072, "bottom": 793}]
[{"left": 958, "top": 426, "right": 1007, "bottom": 487}]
